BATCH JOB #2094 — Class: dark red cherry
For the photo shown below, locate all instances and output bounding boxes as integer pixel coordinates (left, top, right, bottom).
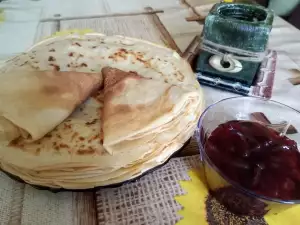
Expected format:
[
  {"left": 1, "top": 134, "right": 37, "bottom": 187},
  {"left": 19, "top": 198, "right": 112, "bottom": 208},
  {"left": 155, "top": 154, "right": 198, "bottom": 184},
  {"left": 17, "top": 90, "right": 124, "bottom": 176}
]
[{"left": 205, "top": 120, "right": 300, "bottom": 200}]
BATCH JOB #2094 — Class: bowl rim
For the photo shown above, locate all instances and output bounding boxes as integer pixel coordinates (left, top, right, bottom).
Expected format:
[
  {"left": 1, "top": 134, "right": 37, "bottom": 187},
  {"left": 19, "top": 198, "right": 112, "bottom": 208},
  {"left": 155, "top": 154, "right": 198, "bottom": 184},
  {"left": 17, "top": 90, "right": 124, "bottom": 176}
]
[{"left": 198, "top": 96, "right": 300, "bottom": 204}]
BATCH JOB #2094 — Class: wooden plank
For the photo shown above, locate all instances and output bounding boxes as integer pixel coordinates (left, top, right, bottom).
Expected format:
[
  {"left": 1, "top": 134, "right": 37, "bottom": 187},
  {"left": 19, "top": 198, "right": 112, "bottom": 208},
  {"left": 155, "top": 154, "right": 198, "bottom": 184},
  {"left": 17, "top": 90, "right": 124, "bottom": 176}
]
[
  {"left": 157, "top": 7, "right": 201, "bottom": 52},
  {"left": 60, "top": 15, "right": 167, "bottom": 46},
  {"left": 182, "top": 0, "right": 218, "bottom": 8},
  {"left": 38, "top": 0, "right": 181, "bottom": 20},
  {"left": 7, "top": 183, "right": 25, "bottom": 225},
  {"left": 0, "top": 172, "right": 25, "bottom": 225},
  {"left": 41, "top": 10, "right": 164, "bottom": 22},
  {"left": 157, "top": 7, "right": 200, "bottom": 36},
  {"left": 181, "top": 35, "right": 201, "bottom": 63},
  {"left": 73, "top": 192, "right": 97, "bottom": 225},
  {"left": 0, "top": 174, "right": 97, "bottom": 225},
  {"left": 103, "top": 0, "right": 181, "bottom": 14},
  {"left": 145, "top": 7, "right": 182, "bottom": 54},
  {"left": 21, "top": 186, "right": 75, "bottom": 225},
  {"left": 181, "top": 0, "right": 216, "bottom": 20},
  {"left": 34, "top": 22, "right": 58, "bottom": 42},
  {"left": 176, "top": 137, "right": 200, "bottom": 156},
  {"left": 174, "top": 35, "right": 199, "bottom": 54},
  {"left": 185, "top": 15, "right": 206, "bottom": 22},
  {"left": 40, "top": 0, "right": 109, "bottom": 19}
]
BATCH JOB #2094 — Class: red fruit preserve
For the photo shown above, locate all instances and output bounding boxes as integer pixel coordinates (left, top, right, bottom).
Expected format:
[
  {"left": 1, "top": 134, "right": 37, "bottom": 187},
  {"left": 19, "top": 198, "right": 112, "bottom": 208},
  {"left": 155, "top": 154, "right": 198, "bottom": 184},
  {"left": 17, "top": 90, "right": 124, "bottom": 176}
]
[{"left": 205, "top": 120, "right": 300, "bottom": 200}]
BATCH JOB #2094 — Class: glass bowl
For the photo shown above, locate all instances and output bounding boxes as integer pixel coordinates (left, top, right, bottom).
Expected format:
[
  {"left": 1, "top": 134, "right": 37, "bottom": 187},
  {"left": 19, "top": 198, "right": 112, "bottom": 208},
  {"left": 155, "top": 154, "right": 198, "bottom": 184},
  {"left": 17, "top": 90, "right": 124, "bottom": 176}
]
[{"left": 196, "top": 96, "right": 300, "bottom": 216}]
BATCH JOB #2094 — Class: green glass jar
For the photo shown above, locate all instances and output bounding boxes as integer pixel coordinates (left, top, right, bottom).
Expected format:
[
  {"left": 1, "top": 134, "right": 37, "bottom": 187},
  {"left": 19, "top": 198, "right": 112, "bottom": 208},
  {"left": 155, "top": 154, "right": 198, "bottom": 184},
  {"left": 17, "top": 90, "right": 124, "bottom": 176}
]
[{"left": 196, "top": 3, "right": 274, "bottom": 86}]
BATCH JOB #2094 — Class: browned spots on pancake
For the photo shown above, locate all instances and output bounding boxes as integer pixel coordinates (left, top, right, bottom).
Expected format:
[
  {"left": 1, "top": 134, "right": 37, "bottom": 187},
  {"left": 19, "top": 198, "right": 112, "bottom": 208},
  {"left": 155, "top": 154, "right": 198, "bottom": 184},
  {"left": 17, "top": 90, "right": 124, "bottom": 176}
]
[
  {"left": 102, "top": 67, "right": 141, "bottom": 100},
  {"left": 79, "top": 136, "right": 85, "bottom": 141},
  {"left": 108, "top": 49, "right": 128, "bottom": 61},
  {"left": 77, "top": 148, "right": 96, "bottom": 155},
  {"left": 92, "top": 134, "right": 99, "bottom": 140},
  {"left": 64, "top": 123, "right": 72, "bottom": 129},
  {"left": 56, "top": 134, "right": 62, "bottom": 139},
  {"left": 59, "top": 143, "right": 69, "bottom": 148},
  {"left": 119, "top": 48, "right": 128, "bottom": 54},
  {"left": 35, "top": 148, "right": 41, "bottom": 156},
  {"left": 136, "top": 57, "right": 151, "bottom": 68},
  {"left": 85, "top": 119, "right": 98, "bottom": 125},
  {"left": 88, "top": 134, "right": 99, "bottom": 143},
  {"left": 80, "top": 63, "right": 87, "bottom": 67},
  {"left": 49, "top": 63, "right": 60, "bottom": 71},
  {"left": 9, "top": 138, "right": 24, "bottom": 148},
  {"left": 71, "top": 132, "right": 79, "bottom": 141},
  {"left": 176, "top": 71, "right": 184, "bottom": 82},
  {"left": 46, "top": 42, "right": 54, "bottom": 46},
  {"left": 45, "top": 133, "right": 52, "bottom": 138},
  {"left": 102, "top": 67, "right": 127, "bottom": 88},
  {"left": 49, "top": 48, "right": 55, "bottom": 52},
  {"left": 79, "top": 54, "right": 84, "bottom": 58},
  {"left": 91, "top": 46, "right": 97, "bottom": 49},
  {"left": 68, "top": 52, "right": 74, "bottom": 57},
  {"left": 42, "top": 85, "right": 60, "bottom": 95},
  {"left": 73, "top": 42, "right": 81, "bottom": 47},
  {"left": 67, "top": 64, "right": 70, "bottom": 67},
  {"left": 48, "top": 56, "right": 55, "bottom": 61}
]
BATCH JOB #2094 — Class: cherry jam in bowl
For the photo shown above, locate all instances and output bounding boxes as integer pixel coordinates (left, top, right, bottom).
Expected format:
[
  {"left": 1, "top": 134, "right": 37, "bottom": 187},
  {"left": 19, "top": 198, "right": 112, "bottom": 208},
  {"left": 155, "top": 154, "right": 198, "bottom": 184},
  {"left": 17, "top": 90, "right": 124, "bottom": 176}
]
[{"left": 196, "top": 97, "right": 300, "bottom": 216}]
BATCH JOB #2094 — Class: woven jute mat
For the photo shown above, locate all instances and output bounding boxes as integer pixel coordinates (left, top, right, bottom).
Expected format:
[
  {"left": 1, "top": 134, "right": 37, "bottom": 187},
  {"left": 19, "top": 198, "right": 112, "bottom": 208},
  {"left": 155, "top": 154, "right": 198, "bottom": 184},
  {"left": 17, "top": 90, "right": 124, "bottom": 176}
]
[{"left": 95, "top": 156, "right": 200, "bottom": 225}]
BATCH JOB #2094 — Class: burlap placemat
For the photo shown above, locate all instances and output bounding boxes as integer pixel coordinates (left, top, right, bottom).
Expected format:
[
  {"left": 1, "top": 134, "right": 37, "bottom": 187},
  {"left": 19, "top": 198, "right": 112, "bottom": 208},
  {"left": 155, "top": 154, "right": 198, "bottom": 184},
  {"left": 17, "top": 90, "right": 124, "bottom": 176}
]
[{"left": 96, "top": 155, "right": 201, "bottom": 225}]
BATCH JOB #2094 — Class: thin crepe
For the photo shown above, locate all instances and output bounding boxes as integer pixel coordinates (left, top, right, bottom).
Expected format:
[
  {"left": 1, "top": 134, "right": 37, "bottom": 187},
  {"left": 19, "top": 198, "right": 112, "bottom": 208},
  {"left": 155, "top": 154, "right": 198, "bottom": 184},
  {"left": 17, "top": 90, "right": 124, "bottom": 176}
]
[
  {"left": 102, "top": 67, "right": 201, "bottom": 152},
  {"left": 0, "top": 34, "right": 204, "bottom": 189},
  {"left": 0, "top": 70, "right": 101, "bottom": 142}
]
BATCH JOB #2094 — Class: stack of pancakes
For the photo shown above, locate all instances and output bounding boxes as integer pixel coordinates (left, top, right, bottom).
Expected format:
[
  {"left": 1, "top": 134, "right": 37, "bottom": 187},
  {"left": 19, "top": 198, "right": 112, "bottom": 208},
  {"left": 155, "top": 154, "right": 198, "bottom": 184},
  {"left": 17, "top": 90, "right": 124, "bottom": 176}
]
[{"left": 0, "top": 34, "right": 204, "bottom": 189}]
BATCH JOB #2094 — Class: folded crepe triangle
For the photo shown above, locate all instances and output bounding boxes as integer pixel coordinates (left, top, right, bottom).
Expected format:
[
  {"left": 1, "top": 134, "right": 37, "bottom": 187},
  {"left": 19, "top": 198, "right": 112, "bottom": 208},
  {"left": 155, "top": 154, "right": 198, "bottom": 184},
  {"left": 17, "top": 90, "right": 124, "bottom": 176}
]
[
  {"left": 0, "top": 70, "right": 101, "bottom": 143},
  {"left": 102, "top": 67, "right": 200, "bottom": 154}
]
